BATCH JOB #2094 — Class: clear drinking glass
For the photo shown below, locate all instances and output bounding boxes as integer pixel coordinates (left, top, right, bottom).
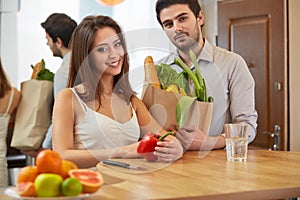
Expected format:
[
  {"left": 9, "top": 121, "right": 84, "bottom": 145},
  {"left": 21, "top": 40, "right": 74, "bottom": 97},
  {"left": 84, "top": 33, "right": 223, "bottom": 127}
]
[{"left": 224, "top": 123, "right": 249, "bottom": 162}]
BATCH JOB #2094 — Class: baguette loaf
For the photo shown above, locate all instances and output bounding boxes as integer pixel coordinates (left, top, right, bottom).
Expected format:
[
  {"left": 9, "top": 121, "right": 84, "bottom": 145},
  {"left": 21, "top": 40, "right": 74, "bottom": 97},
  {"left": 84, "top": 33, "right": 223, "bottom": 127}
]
[
  {"left": 144, "top": 56, "right": 161, "bottom": 88},
  {"left": 31, "top": 60, "right": 43, "bottom": 79}
]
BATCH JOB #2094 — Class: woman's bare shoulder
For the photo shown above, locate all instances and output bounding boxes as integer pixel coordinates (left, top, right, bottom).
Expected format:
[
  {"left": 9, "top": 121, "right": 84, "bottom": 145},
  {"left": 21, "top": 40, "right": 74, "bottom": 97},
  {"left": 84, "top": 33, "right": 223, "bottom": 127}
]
[
  {"left": 57, "top": 85, "right": 85, "bottom": 100},
  {"left": 55, "top": 88, "right": 82, "bottom": 109},
  {"left": 56, "top": 88, "right": 73, "bottom": 100}
]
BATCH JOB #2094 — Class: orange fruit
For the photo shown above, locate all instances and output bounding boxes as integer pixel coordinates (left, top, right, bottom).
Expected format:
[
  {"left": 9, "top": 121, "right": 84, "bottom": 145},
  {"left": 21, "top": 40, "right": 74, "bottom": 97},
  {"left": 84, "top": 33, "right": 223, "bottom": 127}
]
[
  {"left": 60, "top": 160, "right": 78, "bottom": 179},
  {"left": 68, "top": 169, "right": 103, "bottom": 193},
  {"left": 17, "top": 166, "right": 38, "bottom": 184},
  {"left": 17, "top": 182, "right": 36, "bottom": 197},
  {"left": 35, "top": 149, "right": 62, "bottom": 174}
]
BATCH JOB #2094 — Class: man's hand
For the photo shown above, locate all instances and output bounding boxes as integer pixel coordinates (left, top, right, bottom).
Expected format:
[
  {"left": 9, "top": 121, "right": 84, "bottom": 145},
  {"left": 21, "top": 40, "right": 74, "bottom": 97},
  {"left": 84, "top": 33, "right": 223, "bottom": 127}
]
[
  {"left": 170, "top": 125, "right": 226, "bottom": 151},
  {"left": 175, "top": 126, "right": 205, "bottom": 151}
]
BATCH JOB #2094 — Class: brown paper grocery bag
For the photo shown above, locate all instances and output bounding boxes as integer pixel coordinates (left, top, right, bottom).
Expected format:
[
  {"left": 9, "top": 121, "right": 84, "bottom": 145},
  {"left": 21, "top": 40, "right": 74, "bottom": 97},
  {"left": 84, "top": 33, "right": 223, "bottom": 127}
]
[
  {"left": 11, "top": 80, "right": 54, "bottom": 150},
  {"left": 142, "top": 84, "right": 213, "bottom": 135}
]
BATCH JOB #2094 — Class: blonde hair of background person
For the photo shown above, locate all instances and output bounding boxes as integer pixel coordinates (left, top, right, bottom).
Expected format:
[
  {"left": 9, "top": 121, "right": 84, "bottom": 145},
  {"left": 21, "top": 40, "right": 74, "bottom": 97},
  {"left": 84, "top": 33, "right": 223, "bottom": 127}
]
[
  {"left": 52, "top": 15, "right": 183, "bottom": 168},
  {"left": 0, "top": 58, "right": 21, "bottom": 186}
]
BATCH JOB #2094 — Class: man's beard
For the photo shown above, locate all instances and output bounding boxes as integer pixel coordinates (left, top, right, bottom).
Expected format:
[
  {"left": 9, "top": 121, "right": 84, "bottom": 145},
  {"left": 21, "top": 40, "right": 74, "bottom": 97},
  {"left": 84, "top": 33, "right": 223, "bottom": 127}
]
[
  {"left": 173, "top": 33, "right": 200, "bottom": 52},
  {"left": 52, "top": 48, "right": 63, "bottom": 58}
]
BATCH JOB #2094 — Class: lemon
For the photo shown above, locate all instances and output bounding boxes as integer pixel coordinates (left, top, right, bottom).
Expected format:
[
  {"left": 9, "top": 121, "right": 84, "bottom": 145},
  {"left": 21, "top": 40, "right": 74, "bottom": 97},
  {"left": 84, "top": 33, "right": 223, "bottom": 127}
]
[
  {"left": 166, "top": 84, "right": 179, "bottom": 94},
  {"left": 61, "top": 177, "right": 82, "bottom": 196},
  {"left": 34, "top": 173, "right": 63, "bottom": 197}
]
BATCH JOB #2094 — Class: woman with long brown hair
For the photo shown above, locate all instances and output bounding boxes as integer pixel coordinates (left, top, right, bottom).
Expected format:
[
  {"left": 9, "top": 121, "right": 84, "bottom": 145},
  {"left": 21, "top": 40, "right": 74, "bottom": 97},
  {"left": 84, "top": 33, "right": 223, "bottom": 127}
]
[
  {"left": 52, "top": 15, "right": 183, "bottom": 168},
  {"left": 0, "top": 58, "right": 21, "bottom": 186}
]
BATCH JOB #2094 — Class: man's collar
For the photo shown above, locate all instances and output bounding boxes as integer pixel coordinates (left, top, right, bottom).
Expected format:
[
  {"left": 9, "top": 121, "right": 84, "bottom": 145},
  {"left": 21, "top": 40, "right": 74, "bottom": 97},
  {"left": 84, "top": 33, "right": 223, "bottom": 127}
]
[
  {"left": 199, "top": 38, "right": 213, "bottom": 63},
  {"left": 176, "top": 38, "right": 214, "bottom": 64},
  {"left": 156, "top": 38, "right": 214, "bottom": 65}
]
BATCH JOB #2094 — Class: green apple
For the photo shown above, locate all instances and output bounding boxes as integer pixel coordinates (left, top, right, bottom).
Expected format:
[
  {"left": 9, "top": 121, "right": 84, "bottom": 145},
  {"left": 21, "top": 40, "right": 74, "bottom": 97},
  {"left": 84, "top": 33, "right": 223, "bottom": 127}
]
[{"left": 34, "top": 173, "right": 63, "bottom": 197}]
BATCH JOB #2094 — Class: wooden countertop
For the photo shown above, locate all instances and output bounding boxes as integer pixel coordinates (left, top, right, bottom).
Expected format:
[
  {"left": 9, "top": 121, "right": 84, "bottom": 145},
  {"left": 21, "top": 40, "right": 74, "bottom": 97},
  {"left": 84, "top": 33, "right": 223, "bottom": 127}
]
[{"left": 1, "top": 150, "right": 300, "bottom": 199}]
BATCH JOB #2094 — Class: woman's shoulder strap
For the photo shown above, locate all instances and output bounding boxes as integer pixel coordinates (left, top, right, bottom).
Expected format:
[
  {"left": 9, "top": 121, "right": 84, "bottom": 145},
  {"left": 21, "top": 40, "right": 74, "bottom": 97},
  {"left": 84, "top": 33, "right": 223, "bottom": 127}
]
[{"left": 69, "top": 88, "right": 87, "bottom": 112}]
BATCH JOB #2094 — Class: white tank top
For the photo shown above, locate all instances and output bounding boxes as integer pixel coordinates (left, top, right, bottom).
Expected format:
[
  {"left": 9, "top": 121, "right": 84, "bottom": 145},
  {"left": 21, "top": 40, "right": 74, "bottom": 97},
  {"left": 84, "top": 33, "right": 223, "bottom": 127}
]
[
  {"left": 0, "top": 88, "right": 14, "bottom": 187},
  {"left": 70, "top": 88, "right": 141, "bottom": 150},
  {"left": 0, "top": 88, "right": 14, "bottom": 149}
]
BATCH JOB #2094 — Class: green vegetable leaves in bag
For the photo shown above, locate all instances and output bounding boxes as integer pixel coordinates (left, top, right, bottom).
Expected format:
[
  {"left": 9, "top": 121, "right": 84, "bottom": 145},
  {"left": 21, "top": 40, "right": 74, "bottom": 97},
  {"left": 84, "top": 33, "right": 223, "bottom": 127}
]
[
  {"left": 176, "top": 96, "right": 197, "bottom": 128},
  {"left": 155, "top": 63, "right": 189, "bottom": 94},
  {"left": 30, "top": 59, "right": 54, "bottom": 82}
]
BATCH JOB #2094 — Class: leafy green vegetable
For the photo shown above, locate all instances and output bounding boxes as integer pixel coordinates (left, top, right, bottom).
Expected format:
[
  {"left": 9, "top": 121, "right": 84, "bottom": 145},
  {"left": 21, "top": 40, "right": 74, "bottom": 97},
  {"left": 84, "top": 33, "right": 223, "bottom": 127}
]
[
  {"left": 36, "top": 68, "right": 54, "bottom": 82},
  {"left": 175, "top": 50, "right": 213, "bottom": 102},
  {"left": 174, "top": 57, "right": 202, "bottom": 99},
  {"left": 31, "top": 59, "right": 54, "bottom": 82},
  {"left": 155, "top": 63, "right": 189, "bottom": 94}
]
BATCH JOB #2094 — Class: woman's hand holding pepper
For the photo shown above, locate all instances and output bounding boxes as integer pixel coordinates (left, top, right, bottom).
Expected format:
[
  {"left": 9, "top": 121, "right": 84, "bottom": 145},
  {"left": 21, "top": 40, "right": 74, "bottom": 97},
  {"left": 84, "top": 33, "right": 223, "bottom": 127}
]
[{"left": 154, "top": 135, "right": 183, "bottom": 162}]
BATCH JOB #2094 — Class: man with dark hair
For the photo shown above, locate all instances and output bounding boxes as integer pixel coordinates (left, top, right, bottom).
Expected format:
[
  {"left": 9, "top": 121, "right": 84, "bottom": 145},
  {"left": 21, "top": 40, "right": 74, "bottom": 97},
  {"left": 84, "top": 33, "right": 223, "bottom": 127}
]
[
  {"left": 41, "top": 13, "right": 77, "bottom": 99},
  {"left": 22, "top": 14, "right": 77, "bottom": 156},
  {"left": 155, "top": 0, "right": 258, "bottom": 151}
]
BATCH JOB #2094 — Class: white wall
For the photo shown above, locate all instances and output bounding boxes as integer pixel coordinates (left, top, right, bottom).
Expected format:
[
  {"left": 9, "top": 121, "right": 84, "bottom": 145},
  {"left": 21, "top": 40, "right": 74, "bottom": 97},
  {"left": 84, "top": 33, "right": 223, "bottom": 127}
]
[
  {"left": 200, "top": 0, "right": 218, "bottom": 45},
  {"left": 0, "top": 0, "right": 19, "bottom": 87}
]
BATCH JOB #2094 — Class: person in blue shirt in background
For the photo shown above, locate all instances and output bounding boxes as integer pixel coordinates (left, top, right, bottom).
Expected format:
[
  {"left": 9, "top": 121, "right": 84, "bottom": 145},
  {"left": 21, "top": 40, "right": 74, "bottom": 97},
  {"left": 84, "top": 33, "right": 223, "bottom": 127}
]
[{"left": 22, "top": 13, "right": 77, "bottom": 157}]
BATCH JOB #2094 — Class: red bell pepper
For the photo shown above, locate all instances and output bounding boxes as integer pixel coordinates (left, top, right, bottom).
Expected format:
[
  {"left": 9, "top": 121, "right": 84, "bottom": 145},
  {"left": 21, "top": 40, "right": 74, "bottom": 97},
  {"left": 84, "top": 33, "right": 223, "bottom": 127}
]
[{"left": 137, "top": 132, "right": 175, "bottom": 162}]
